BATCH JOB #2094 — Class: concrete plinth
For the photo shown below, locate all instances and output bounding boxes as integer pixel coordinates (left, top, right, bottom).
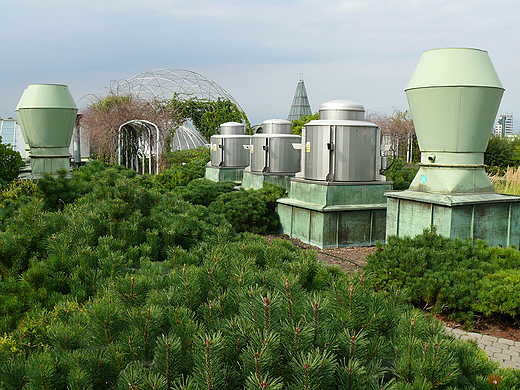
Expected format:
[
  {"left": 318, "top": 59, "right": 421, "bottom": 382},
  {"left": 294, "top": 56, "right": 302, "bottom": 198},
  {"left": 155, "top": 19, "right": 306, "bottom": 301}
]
[
  {"left": 242, "top": 171, "right": 295, "bottom": 190},
  {"left": 205, "top": 166, "right": 244, "bottom": 182},
  {"left": 277, "top": 178, "right": 392, "bottom": 248},
  {"left": 386, "top": 190, "right": 520, "bottom": 247}
]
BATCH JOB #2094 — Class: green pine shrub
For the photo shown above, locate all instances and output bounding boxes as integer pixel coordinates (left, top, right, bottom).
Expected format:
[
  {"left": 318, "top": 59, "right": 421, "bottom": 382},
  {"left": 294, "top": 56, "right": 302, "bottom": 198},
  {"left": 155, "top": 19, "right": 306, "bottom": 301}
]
[
  {"left": 366, "top": 229, "right": 520, "bottom": 327},
  {"left": 384, "top": 158, "right": 419, "bottom": 190},
  {"left": 1, "top": 234, "right": 511, "bottom": 389},
  {"left": 162, "top": 147, "right": 210, "bottom": 170},
  {"left": 37, "top": 169, "right": 86, "bottom": 211},
  {"left": 176, "top": 178, "right": 236, "bottom": 207},
  {"left": 474, "top": 270, "right": 520, "bottom": 323},
  {"left": 0, "top": 161, "right": 234, "bottom": 335},
  {"left": 156, "top": 148, "right": 210, "bottom": 190},
  {"left": 0, "top": 179, "right": 39, "bottom": 204},
  {"left": 0, "top": 164, "right": 518, "bottom": 389},
  {"left": 209, "top": 183, "right": 287, "bottom": 234}
]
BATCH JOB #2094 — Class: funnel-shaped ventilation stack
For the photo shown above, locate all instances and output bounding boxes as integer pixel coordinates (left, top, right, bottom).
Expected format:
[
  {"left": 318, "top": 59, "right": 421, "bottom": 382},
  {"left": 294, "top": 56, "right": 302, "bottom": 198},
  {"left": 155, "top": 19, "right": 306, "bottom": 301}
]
[
  {"left": 405, "top": 48, "right": 504, "bottom": 194},
  {"left": 385, "top": 48, "right": 520, "bottom": 248},
  {"left": 16, "top": 84, "right": 78, "bottom": 175}
]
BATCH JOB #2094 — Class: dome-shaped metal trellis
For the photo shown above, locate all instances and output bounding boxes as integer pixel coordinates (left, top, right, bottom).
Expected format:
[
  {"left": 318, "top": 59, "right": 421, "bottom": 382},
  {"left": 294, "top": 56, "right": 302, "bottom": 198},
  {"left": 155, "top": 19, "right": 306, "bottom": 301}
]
[
  {"left": 116, "top": 69, "right": 245, "bottom": 114},
  {"left": 106, "top": 69, "right": 246, "bottom": 173}
]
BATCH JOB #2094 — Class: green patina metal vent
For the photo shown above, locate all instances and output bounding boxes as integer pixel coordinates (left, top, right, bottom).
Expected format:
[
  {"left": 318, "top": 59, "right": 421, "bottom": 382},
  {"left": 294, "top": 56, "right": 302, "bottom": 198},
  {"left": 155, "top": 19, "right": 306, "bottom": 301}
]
[
  {"left": 386, "top": 48, "right": 520, "bottom": 247},
  {"left": 405, "top": 48, "right": 503, "bottom": 195},
  {"left": 15, "top": 84, "right": 78, "bottom": 176}
]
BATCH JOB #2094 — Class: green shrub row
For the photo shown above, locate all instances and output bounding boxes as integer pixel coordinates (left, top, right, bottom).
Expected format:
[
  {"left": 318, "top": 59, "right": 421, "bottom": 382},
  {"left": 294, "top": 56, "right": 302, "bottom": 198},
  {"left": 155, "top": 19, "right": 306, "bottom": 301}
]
[
  {"left": 208, "top": 183, "right": 287, "bottom": 235},
  {"left": 0, "top": 162, "right": 235, "bottom": 334},
  {"left": 365, "top": 229, "right": 520, "bottom": 326},
  {"left": 0, "top": 157, "right": 517, "bottom": 388},
  {"left": 161, "top": 147, "right": 211, "bottom": 170},
  {"left": 1, "top": 232, "right": 513, "bottom": 389}
]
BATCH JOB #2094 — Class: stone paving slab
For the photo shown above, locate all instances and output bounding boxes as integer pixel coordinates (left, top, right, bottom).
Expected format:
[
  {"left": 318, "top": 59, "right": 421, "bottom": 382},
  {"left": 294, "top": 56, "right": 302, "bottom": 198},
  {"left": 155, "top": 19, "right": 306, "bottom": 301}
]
[{"left": 446, "top": 327, "right": 520, "bottom": 370}]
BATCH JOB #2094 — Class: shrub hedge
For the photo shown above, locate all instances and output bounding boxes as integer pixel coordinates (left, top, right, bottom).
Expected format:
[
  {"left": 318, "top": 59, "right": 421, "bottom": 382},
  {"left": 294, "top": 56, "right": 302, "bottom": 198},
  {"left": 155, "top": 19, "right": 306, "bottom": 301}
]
[{"left": 366, "top": 229, "right": 520, "bottom": 327}]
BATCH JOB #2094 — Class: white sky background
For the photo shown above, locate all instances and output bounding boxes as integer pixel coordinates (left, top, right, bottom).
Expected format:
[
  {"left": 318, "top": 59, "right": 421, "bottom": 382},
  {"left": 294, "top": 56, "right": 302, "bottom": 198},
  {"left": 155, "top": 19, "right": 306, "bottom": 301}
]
[{"left": 1, "top": 0, "right": 519, "bottom": 128}]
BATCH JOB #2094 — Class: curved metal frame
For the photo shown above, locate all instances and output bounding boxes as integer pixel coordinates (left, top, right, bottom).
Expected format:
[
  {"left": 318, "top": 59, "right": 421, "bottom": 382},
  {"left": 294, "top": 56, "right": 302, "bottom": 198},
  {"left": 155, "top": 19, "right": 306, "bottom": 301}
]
[
  {"left": 171, "top": 122, "right": 209, "bottom": 151},
  {"left": 118, "top": 119, "right": 160, "bottom": 174},
  {"left": 115, "top": 69, "right": 245, "bottom": 116},
  {"left": 85, "top": 69, "right": 246, "bottom": 174}
]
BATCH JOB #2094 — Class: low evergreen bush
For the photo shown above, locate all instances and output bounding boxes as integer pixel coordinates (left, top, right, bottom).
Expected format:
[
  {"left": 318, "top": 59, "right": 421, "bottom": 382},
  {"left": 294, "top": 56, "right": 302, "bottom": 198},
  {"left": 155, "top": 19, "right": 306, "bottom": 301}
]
[
  {"left": 0, "top": 234, "right": 511, "bottom": 389},
  {"left": 209, "top": 183, "right": 287, "bottom": 235},
  {"left": 0, "top": 164, "right": 517, "bottom": 389},
  {"left": 384, "top": 158, "right": 419, "bottom": 190},
  {"left": 176, "top": 178, "right": 236, "bottom": 207},
  {"left": 366, "top": 229, "right": 520, "bottom": 327},
  {"left": 156, "top": 149, "right": 210, "bottom": 190},
  {"left": 162, "top": 147, "right": 210, "bottom": 170}
]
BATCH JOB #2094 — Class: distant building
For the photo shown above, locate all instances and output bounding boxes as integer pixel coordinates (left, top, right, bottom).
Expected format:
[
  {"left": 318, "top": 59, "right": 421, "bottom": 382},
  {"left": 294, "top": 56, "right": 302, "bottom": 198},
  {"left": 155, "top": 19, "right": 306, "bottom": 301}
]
[
  {"left": 0, "top": 118, "right": 26, "bottom": 157},
  {"left": 494, "top": 113, "right": 514, "bottom": 137},
  {"left": 287, "top": 74, "right": 312, "bottom": 122}
]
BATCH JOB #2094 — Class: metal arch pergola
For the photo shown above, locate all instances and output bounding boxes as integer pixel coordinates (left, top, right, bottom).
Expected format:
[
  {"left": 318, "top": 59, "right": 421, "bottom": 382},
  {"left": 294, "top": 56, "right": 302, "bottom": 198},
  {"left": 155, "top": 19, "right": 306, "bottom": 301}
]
[{"left": 118, "top": 119, "right": 160, "bottom": 174}]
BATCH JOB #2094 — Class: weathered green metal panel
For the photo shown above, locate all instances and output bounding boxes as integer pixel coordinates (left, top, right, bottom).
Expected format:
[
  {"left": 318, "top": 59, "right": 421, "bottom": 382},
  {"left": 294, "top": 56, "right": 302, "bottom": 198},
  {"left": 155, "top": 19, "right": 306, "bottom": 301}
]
[
  {"left": 338, "top": 210, "right": 371, "bottom": 246},
  {"left": 510, "top": 204, "right": 520, "bottom": 247},
  {"left": 276, "top": 179, "right": 389, "bottom": 248},
  {"left": 241, "top": 171, "right": 294, "bottom": 190},
  {"left": 431, "top": 205, "right": 451, "bottom": 237},
  {"left": 449, "top": 206, "right": 473, "bottom": 240},
  {"left": 204, "top": 166, "right": 243, "bottom": 182},
  {"left": 474, "top": 203, "right": 509, "bottom": 247},
  {"left": 291, "top": 207, "right": 311, "bottom": 243},
  {"left": 385, "top": 198, "right": 399, "bottom": 238},
  {"left": 386, "top": 191, "right": 520, "bottom": 248},
  {"left": 277, "top": 203, "right": 293, "bottom": 237},
  {"left": 288, "top": 179, "right": 391, "bottom": 206},
  {"left": 396, "top": 199, "right": 432, "bottom": 238},
  {"left": 371, "top": 209, "right": 387, "bottom": 244}
]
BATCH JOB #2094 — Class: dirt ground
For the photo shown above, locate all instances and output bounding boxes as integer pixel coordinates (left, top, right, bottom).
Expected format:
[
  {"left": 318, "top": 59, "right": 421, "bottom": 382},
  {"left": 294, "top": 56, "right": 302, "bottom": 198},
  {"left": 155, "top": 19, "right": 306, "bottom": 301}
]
[{"left": 266, "top": 234, "right": 520, "bottom": 342}]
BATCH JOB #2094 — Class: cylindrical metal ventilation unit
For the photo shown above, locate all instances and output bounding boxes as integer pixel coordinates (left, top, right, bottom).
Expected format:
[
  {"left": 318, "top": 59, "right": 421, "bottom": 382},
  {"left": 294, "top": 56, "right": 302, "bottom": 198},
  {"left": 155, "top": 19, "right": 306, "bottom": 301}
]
[
  {"left": 302, "top": 100, "right": 380, "bottom": 182},
  {"left": 249, "top": 119, "right": 301, "bottom": 174},
  {"left": 210, "top": 122, "right": 250, "bottom": 168},
  {"left": 318, "top": 100, "right": 365, "bottom": 121}
]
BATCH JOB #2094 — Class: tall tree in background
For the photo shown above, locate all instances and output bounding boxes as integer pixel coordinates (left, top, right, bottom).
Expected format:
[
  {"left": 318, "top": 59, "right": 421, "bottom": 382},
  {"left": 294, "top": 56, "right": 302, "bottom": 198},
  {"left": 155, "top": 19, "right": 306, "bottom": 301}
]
[
  {"left": 366, "top": 108, "right": 418, "bottom": 162},
  {"left": 290, "top": 112, "right": 319, "bottom": 135},
  {"left": 183, "top": 98, "right": 250, "bottom": 139},
  {"left": 0, "top": 136, "right": 24, "bottom": 186}
]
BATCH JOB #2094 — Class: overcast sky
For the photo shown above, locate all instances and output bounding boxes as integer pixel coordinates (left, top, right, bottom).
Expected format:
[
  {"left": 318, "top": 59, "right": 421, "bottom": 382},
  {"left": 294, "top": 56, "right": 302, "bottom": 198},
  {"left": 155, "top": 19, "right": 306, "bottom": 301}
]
[{"left": 1, "top": 0, "right": 519, "bottom": 128}]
